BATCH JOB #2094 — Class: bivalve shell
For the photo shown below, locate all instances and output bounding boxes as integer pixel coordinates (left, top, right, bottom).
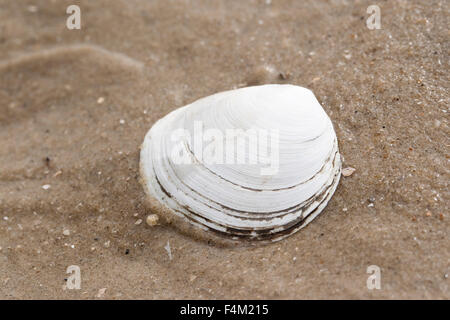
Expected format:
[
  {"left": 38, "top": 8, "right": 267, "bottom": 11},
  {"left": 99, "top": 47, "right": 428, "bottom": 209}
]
[{"left": 140, "top": 84, "right": 341, "bottom": 244}]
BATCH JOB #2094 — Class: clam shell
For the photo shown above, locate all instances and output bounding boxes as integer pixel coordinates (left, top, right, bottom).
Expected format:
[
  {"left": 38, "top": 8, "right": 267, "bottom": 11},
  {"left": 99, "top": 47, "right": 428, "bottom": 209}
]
[{"left": 140, "top": 84, "right": 341, "bottom": 244}]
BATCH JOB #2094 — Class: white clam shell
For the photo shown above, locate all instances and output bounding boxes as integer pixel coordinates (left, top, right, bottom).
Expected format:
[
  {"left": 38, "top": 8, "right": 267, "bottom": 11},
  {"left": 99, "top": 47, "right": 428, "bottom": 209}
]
[{"left": 140, "top": 84, "right": 341, "bottom": 244}]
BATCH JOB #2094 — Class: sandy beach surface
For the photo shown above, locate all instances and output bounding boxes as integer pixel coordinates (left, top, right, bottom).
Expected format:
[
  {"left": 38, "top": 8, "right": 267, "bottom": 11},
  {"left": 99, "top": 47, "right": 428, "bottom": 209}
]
[{"left": 0, "top": 0, "right": 448, "bottom": 299}]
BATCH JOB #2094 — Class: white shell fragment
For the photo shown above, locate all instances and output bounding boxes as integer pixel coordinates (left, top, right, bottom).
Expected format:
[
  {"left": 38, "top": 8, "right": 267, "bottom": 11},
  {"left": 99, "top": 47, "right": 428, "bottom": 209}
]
[{"left": 140, "top": 84, "right": 341, "bottom": 243}]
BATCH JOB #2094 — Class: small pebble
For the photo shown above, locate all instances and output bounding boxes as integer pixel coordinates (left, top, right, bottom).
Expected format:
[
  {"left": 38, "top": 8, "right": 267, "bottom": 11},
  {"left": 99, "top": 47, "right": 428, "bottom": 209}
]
[
  {"left": 425, "top": 211, "right": 432, "bottom": 217},
  {"left": 97, "top": 97, "right": 105, "bottom": 104},
  {"left": 135, "top": 219, "right": 143, "bottom": 225},
  {"left": 96, "top": 288, "right": 107, "bottom": 298},
  {"left": 42, "top": 184, "right": 51, "bottom": 190},
  {"left": 342, "top": 167, "right": 356, "bottom": 177},
  {"left": 63, "top": 229, "right": 70, "bottom": 236},
  {"left": 146, "top": 214, "right": 159, "bottom": 226},
  {"left": 119, "top": 119, "right": 125, "bottom": 125}
]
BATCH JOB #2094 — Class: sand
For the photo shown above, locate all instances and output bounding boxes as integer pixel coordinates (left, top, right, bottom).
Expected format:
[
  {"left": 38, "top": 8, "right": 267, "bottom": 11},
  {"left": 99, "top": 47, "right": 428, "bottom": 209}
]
[{"left": 0, "top": 0, "right": 448, "bottom": 299}]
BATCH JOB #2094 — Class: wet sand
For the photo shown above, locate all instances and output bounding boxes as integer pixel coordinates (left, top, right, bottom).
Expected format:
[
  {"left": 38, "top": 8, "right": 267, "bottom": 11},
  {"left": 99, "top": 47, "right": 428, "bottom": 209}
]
[{"left": 0, "top": 0, "right": 448, "bottom": 299}]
